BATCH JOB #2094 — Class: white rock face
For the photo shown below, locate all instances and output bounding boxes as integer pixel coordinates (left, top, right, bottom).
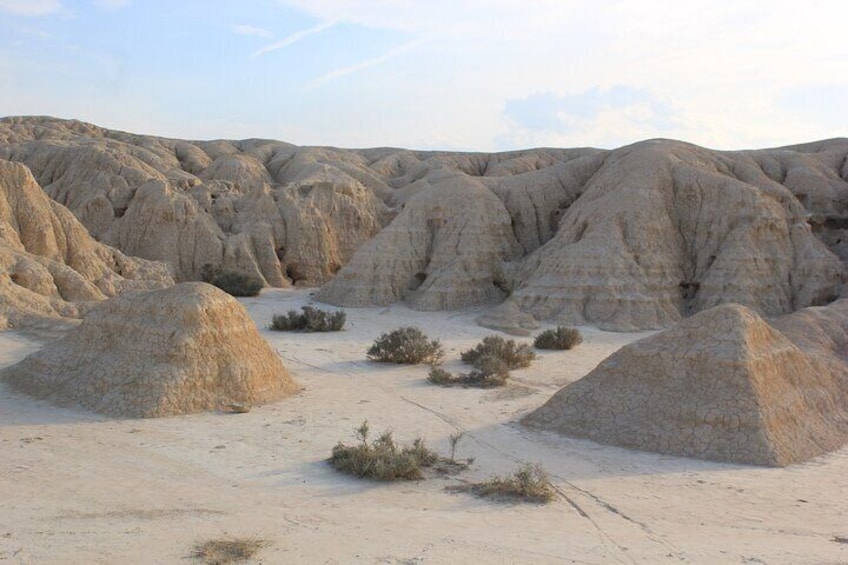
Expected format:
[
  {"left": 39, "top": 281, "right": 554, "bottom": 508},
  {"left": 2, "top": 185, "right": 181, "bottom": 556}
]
[
  {"left": 0, "top": 159, "right": 172, "bottom": 330},
  {"left": 507, "top": 141, "right": 845, "bottom": 330},
  {"left": 0, "top": 283, "right": 298, "bottom": 417},
  {"left": 2, "top": 117, "right": 846, "bottom": 330},
  {"left": 523, "top": 302, "right": 848, "bottom": 466},
  {"left": 328, "top": 140, "right": 846, "bottom": 328},
  {"left": 317, "top": 173, "right": 523, "bottom": 309}
]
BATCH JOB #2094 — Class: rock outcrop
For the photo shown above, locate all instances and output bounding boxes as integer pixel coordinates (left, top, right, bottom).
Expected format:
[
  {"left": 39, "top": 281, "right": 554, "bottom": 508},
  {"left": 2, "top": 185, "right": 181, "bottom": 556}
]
[
  {"left": 0, "top": 117, "right": 392, "bottom": 285},
  {"left": 522, "top": 303, "right": 848, "bottom": 466},
  {"left": 0, "top": 283, "right": 298, "bottom": 417},
  {"left": 317, "top": 173, "right": 524, "bottom": 309},
  {"left": 0, "top": 159, "right": 172, "bottom": 330},
  {"left": 506, "top": 141, "right": 845, "bottom": 330},
  {"left": 1, "top": 117, "right": 847, "bottom": 330}
]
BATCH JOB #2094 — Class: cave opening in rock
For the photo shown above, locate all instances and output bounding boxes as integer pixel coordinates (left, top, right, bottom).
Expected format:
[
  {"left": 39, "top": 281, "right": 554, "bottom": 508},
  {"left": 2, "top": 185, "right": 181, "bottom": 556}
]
[
  {"left": 679, "top": 281, "right": 700, "bottom": 315},
  {"left": 409, "top": 272, "right": 427, "bottom": 291},
  {"left": 286, "top": 264, "right": 304, "bottom": 284},
  {"left": 493, "top": 277, "right": 511, "bottom": 296}
]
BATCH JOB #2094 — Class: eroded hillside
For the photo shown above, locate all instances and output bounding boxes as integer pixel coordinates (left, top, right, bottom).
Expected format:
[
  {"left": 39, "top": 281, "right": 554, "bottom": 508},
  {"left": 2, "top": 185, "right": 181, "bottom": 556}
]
[{"left": 2, "top": 116, "right": 846, "bottom": 330}]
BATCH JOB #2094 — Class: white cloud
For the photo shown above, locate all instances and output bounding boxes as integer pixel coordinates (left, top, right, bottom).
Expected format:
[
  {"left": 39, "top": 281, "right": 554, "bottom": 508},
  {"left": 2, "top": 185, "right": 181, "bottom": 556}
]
[
  {"left": 273, "top": 0, "right": 848, "bottom": 149},
  {"left": 309, "top": 38, "right": 426, "bottom": 87},
  {"left": 6, "top": 0, "right": 843, "bottom": 151},
  {"left": 252, "top": 20, "right": 336, "bottom": 57},
  {"left": 0, "top": 0, "right": 62, "bottom": 16},
  {"left": 232, "top": 24, "right": 273, "bottom": 39}
]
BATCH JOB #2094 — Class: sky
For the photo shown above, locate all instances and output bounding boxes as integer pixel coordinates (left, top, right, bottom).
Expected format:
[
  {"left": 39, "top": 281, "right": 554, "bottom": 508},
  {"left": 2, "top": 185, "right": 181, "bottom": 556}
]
[{"left": 0, "top": 0, "right": 846, "bottom": 151}]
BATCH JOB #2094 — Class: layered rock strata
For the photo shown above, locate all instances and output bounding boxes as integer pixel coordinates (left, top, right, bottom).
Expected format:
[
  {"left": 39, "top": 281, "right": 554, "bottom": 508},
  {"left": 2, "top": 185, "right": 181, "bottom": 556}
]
[
  {"left": 0, "top": 283, "right": 298, "bottom": 417},
  {"left": 0, "top": 159, "right": 172, "bottom": 329},
  {"left": 523, "top": 303, "right": 848, "bottom": 466},
  {"left": 2, "top": 117, "right": 846, "bottom": 330}
]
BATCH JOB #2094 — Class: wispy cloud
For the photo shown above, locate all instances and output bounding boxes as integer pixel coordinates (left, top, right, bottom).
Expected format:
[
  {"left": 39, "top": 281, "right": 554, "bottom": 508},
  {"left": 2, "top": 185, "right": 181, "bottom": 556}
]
[
  {"left": 232, "top": 24, "right": 273, "bottom": 39},
  {"left": 308, "top": 38, "right": 425, "bottom": 87},
  {"left": 505, "top": 87, "right": 677, "bottom": 134},
  {"left": 252, "top": 20, "right": 336, "bottom": 58},
  {"left": 0, "top": 0, "right": 62, "bottom": 16},
  {"left": 92, "top": 0, "right": 130, "bottom": 9},
  {"left": 276, "top": 1, "right": 591, "bottom": 40}
]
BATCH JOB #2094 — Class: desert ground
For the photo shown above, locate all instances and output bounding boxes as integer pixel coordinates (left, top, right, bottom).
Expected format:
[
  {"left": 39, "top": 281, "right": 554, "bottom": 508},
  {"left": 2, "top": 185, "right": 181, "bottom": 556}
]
[{"left": 1, "top": 288, "right": 846, "bottom": 565}]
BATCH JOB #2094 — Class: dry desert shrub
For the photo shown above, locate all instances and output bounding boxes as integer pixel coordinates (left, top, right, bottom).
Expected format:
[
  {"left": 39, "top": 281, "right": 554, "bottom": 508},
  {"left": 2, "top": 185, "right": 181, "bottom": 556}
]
[
  {"left": 191, "top": 536, "right": 267, "bottom": 564},
  {"left": 329, "top": 421, "right": 440, "bottom": 481},
  {"left": 427, "top": 366, "right": 454, "bottom": 385},
  {"left": 461, "top": 335, "right": 536, "bottom": 370},
  {"left": 366, "top": 326, "right": 444, "bottom": 365},
  {"left": 534, "top": 326, "right": 583, "bottom": 350},
  {"left": 471, "top": 463, "right": 556, "bottom": 503},
  {"left": 330, "top": 421, "right": 471, "bottom": 481},
  {"left": 427, "top": 356, "right": 509, "bottom": 388},
  {"left": 270, "top": 305, "right": 346, "bottom": 332},
  {"left": 200, "top": 264, "right": 263, "bottom": 297}
]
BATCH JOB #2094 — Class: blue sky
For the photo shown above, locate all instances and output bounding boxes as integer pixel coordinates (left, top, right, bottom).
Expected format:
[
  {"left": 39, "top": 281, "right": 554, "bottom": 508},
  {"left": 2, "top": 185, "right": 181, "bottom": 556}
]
[{"left": 0, "top": 0, "right": 845, "bottom": 151}]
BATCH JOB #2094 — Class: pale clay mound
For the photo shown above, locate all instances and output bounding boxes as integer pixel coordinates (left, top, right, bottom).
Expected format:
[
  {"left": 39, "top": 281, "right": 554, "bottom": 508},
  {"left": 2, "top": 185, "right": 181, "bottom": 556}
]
[
  {"left": 0, "top": 159, "right": 172, "bottom": 330},
  {"left": 523, "top": 302, "right": 848, "bottom": 466},
  {"left": 0, "top": 283, "right": 298, "bottom": 417},
  {"left": 2, "top": 116, "right": 847, "bottom": 330}
]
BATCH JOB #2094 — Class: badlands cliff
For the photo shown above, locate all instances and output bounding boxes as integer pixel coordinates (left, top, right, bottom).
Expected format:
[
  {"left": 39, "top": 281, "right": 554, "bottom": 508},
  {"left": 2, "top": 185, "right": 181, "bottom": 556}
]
[
  {"left": 1, "top": 116, "right": 846, "bottom": 330},
  {"left": 0, "top": 159, "right": 172, "bottom": 330}
]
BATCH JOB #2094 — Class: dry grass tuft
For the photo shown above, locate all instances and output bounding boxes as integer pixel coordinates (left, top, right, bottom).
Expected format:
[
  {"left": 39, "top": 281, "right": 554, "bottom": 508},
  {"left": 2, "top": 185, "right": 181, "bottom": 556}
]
[
  {"left": 330, "top": 421, "right": 470, "bottom": 480},
  {"left": 427, "top": 361, "right": 509, "bottom": 388},
  {"left": 191, "top": 537, "right": 267, "bottom": 564},
  {"left": 329, "top": 421, "right": 438, "bottom": 481},
  {"left": 270, "top": 305, "right": 346, "bottom": 332},
  {"left": 470, "top": 463, "right": 556, "bottom": 503}
]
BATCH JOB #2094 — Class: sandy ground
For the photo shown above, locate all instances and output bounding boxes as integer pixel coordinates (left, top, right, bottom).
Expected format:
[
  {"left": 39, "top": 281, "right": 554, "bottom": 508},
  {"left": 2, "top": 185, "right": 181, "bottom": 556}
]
[{"left": 1, "top": 288, "right": 847, "bottom": 564}]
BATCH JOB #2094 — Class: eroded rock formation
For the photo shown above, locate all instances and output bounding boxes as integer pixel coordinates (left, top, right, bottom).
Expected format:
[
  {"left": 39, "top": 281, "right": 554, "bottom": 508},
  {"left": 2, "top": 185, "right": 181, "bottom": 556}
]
[
  {"left": 0, "top": 117, "right": 393, "bottom": 286},
  {"left": 0, "top": 159, "right": 172, "bottom": 330},
  {"left": 0, "top": 283, "right": 298, "bottom": 417},
  {"left": 2, "top": 116, "right": 847, "bottom": 330},
  {"left": 522, "top": 303, "right": 848, "bottom": 466},
  {"left": 317, "top": 172, "right": 524, "bottom": 309}
]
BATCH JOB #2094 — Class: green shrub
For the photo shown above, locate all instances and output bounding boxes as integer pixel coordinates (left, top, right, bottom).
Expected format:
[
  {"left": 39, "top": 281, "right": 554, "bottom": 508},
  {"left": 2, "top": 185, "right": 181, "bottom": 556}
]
[
  {"left": 366, "top": 326, "right": 444, "bottom": 365},
  {"left": 200, "top": 263, "right": 263, "bottom": 297},
  {"left": 534, "top": 326, "right": 582, "bottom": 350},
  {"left": 429, "top": 357, "right": 509, "bottom": 388},
  {"left": 461, "top": 355, "right": 510, "bottom": 387},
  {"left": 329, "top": 421, "right": 441, "bottom": 481},
  {"left": 471, "top": 463, "right": 555, "bottom": 503},
  {"left": 270, "top": 305, "right": 346, "bottom": 332},
  {"left": 270, "top": 310, "right": 304, "bottom": 331},
  {"left": 304, "top": 306, "right": 346, "bottom": 331},
  {"left": 460, "top": 335, "right": 535, "bottom": 370},
  {"left": 427, "top": 367, "right": 454, "bottom": 385}
]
